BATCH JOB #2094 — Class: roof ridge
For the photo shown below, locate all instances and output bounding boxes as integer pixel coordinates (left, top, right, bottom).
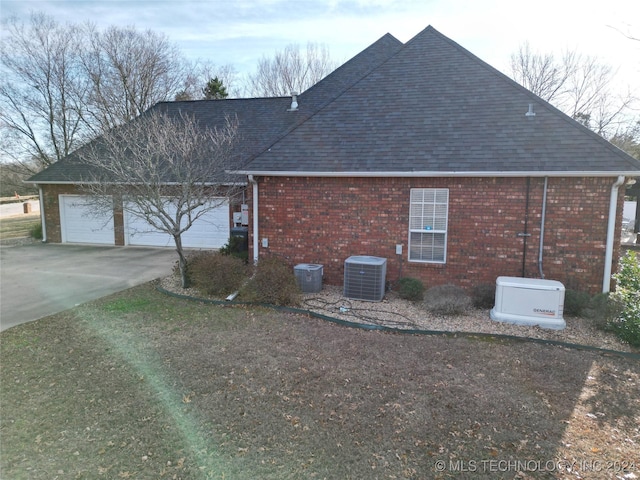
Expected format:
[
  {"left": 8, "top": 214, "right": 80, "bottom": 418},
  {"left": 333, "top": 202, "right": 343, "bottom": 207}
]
[
  {"left": 239, "top": 33, "right": 405, "bottom": 168},
  {"left": 416, "top": 26, "right": 640, "bottom": 168}
]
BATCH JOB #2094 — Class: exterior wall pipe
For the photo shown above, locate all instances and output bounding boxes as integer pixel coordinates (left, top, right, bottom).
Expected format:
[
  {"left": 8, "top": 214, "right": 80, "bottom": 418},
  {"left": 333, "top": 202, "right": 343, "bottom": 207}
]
[
  {"left": 603, "top": 176, "right": 625, "bottom": 293},
  {"left": 538, "top": 177, "right": 548, "bottom": 279},
  {"left": 37, "top": 185, "right": 47, "bottom": 242},
  {"left": 248, "top": 175, "right": 259, "bottom": 264}
]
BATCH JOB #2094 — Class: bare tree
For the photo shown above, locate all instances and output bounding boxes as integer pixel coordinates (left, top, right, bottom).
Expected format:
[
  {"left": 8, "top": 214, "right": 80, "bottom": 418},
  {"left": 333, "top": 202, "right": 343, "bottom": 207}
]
[
  {"left": 0, "top": 13, "right": 89, "bottom": 172},
  {"left": 610, "top": 120, "right": 640, "bottom": 160},
  {"left": 76, "top": 110, "right": 241, "bottom": 287},
  {"left": 510, "top": 42, "right": 636, "bottom": 138},
  {"left": 175, "top": 62, "right": 239, "bottom": 100},
  {"left": 1, "top": 12, "right": 206, "bottom": 177},
  {"left": 246, "top": 42, "right": 338, "bottom": 97},
  {"left": 80, "top": 24, "right": 190, "bottom": 134}
]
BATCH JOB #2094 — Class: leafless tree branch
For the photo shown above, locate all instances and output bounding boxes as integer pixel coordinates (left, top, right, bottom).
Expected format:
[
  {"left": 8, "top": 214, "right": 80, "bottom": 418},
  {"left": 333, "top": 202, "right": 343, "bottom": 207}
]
[
  {"left": 246, "top": 42, "right": 338, "bottom": 97},
  {"left": 76, "top": 110, "right": 242, "bottom": 287},
  {"left": 510, "top": 42, "right": 637, "bottom": 141}
]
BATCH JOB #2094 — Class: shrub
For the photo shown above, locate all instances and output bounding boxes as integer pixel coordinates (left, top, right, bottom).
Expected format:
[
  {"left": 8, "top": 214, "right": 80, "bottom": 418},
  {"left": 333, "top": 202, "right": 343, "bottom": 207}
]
[
  {"left": 471, "top": 283, "right": 495, "bottom": 309},
  {"left": 423, "top": 284, "right": 471, "bottom": 316},
  {"left": 189, "top": 251, "right": 248, "bottom": 297},
  {"left": 30, "top": 222, "right": 43, "bottom": 240},
  {"left": 239, "top": 256, "right": 301, "bottom": 306},
  {"left": 563, "top": 289, "right": 592, "bottom": 317},
  {"left": 396, "top": 277, "right": 425, "bottom": 302},
  {"left": 583, "top": 293, "right": 625, "bottom": 331},
  {"left": 219, "top": 235, "right": 249, "bottom": 263},
  {"left": 609, "top": 251, "right": 640, "bottom": 347}
]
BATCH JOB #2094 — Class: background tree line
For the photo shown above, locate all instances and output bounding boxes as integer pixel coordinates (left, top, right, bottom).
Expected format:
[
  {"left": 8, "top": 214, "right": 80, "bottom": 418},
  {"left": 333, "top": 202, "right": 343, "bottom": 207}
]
[
  {"left": 510, "top": 42, "right": 639, "bottom": 159},
  {"left": 1, "top": 12, "right": 638, "bottom": 197}
]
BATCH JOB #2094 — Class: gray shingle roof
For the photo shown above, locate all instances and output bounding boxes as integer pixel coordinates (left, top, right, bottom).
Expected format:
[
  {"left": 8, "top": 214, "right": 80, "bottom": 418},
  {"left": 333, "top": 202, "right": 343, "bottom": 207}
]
[
  {"left": 26, "top": 97, "right": 295, "bottom": 184},
  {"left": 28, "top": 33, "right": 403, "bottom": 184},
  {"left": 240, "top": 26, "right": 640, "bottom": 176},
  {"left": 28, "top": 26, "right": 640, "bottom": 184}
]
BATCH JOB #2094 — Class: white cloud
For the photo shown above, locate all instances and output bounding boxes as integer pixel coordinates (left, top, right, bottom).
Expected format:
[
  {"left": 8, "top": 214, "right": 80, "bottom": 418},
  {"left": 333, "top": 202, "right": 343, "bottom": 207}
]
[{"left": 2, "top": 0, "right": 638, "bottom": 89}]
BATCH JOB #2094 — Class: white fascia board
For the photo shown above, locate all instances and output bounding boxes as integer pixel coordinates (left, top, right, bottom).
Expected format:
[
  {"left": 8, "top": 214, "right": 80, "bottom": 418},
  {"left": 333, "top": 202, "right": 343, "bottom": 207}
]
[
  {"left": 25, "top": 180, "right": 247, "bottom": 186},
  {"left": 233, "top": 170, "right": 640, "bottom": 178}
]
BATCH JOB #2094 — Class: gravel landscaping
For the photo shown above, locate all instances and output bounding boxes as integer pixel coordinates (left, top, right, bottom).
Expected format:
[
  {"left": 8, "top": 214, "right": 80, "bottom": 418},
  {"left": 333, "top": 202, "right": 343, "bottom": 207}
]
[{"left": 159, "top": 277, "right": 639, "bottom": 355}]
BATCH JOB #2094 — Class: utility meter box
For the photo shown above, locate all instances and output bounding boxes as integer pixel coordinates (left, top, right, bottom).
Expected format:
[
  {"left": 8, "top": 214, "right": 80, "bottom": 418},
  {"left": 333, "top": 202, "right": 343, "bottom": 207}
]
[
  {"left": 490, "top": 276, "right": 566, "bottom": 330},
  {"left": 294, "top": 264, "right": 323, "bottom": 293}
]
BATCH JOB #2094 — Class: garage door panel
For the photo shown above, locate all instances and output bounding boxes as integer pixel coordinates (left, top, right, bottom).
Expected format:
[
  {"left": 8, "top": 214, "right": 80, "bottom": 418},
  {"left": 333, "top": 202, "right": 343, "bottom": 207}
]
[
  {"left": 59, "top": 195, "right": 115, "bottom": 245},
  {"left": 124, "top": 199, "right": 229, "bottom": 249}
]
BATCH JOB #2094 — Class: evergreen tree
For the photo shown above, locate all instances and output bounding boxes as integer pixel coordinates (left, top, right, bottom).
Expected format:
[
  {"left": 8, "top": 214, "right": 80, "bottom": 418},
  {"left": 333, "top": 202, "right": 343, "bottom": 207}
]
[{"left": 202, "top": 77, "right": 228, "bottom": 100}]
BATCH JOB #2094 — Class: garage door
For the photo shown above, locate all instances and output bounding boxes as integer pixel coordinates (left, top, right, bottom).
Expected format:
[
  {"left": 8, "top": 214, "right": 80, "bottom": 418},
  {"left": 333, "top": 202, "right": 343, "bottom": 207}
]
[
  {"left": 59, "top": 195, "right": 115, "bottom": 245},
  {"left": 124, "top": 198, "right": 230, "bottom": 249}
]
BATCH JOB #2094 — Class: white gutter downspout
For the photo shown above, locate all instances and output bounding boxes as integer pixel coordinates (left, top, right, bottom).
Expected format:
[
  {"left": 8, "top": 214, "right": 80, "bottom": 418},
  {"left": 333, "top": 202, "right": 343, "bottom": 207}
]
[
  {"left": 37, "top": 185, "right": 47, "bottom": 242},
  {"left": 538, "top": 177, "right": 548, "bottom": 279},
  {"left": 248, "top": 175, "right": 259, "bottom": 264},
  {"left": 603, "top": 175, "right": 625, "bottom": 293}
]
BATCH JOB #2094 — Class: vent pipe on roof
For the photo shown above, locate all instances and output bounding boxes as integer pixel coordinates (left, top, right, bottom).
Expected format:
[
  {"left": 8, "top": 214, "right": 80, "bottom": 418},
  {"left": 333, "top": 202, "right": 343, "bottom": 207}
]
[
  {"left": 288, "top": 92, "right": 298, "bottom": 111},
  {"left": 525, "top": 103, "right": 536, "bottom": 117}
]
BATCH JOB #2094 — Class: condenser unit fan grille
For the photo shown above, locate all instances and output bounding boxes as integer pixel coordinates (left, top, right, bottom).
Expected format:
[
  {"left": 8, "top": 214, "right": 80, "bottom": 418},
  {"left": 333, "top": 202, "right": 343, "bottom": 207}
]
[{"left": 343, "top": 256, "right": 387, "bottom": 302}]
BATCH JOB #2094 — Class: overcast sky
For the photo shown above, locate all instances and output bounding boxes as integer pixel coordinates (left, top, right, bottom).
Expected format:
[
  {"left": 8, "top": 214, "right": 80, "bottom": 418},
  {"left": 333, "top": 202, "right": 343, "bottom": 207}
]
[{"left": 1, "top": 0, "right": 639, "bottom": 93}]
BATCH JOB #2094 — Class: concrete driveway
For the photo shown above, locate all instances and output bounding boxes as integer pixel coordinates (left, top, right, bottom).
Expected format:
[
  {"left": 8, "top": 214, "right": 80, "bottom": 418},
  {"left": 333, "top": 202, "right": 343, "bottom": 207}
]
[{"left": 0, "top": 243, "right": 176, "bottom": 332}]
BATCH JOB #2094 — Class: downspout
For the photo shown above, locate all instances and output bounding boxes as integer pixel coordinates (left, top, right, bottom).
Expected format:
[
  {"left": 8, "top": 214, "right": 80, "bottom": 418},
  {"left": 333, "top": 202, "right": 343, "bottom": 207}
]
[
  {"left": 37, "top": 185, "right": 47, "bottom": 242},
  {"left": 520, "top": 177, "right": 531, "bottom": 277},
  {"left": 248, "top": 175, "right": 259, "bottom": 264},
  {"left": 603, "top": 176, "right": 625, "bottom": 293},
  {"left": 538, "top": 177, "right": 548, "bottom": 279}
]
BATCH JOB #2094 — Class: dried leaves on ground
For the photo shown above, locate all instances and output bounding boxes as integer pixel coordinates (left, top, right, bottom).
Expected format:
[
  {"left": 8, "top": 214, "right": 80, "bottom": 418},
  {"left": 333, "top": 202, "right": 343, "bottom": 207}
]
[{"left": 1, "top": 283, "right": 638, "bottom": 479}]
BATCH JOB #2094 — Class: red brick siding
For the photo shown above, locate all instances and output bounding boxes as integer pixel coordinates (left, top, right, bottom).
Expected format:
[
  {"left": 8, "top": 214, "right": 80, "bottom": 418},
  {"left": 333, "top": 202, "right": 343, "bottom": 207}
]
[{"left": 251, "top": 176, "right": 623, "bottom": 294}]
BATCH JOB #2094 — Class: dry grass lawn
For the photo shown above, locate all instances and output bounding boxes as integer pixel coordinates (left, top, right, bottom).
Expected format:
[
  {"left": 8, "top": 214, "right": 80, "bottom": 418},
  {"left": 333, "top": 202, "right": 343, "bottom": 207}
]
[
  {"left": 1, "top": 283, "right": 638, "bottom": 479},
  {"left": 0, "top": 212, "right": 40, "bottom": 240}
]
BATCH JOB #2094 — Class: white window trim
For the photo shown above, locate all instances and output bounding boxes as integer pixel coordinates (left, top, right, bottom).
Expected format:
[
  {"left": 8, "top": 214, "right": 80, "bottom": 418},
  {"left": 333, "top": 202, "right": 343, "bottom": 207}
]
[{"left": 408, "top": 188, "right": 449, "bottom": 263}]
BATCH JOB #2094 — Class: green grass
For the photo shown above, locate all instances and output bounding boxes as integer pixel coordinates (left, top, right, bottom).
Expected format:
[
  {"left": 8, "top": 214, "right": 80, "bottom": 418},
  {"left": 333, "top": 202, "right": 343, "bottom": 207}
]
[{"left": 0, "top": 213, "right": 40, "bottom": 239}]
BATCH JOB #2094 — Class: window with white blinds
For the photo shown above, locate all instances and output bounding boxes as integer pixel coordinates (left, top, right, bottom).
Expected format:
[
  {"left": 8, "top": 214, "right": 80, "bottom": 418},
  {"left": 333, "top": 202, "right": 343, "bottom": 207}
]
[{"left": 408, "top": 188, "right": 449, "bottom": 263}]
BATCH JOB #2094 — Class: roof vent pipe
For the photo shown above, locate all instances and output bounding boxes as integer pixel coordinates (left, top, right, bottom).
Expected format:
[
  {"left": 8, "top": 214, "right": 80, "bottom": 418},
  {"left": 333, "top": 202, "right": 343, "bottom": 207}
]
[
  {"left": 525, "top": 103, "right": 536, "bottom": 117},
  {"left": 288, "top": 92, "right": 298, "bottom": 111}
]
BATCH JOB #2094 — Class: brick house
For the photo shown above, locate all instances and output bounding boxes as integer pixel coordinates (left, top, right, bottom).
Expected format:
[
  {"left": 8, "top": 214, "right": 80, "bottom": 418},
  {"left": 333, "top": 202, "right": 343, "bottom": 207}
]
[{"left": 28, "top": 26, "right": 640, "bottom": 295}]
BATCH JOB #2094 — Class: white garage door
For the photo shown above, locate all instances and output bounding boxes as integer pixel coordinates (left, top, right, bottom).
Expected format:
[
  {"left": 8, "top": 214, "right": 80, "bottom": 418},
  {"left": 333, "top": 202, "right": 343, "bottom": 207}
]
[
  {"left": 124, "top": 198, "right": 230, "bottom": 249},
  {"left": 59, "top": 195, "right": 115, "bottom": 245}
]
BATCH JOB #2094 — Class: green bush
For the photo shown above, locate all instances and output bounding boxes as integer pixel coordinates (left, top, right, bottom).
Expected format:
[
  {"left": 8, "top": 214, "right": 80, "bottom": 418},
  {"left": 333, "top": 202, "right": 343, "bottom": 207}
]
[
  {"left": 582, "top": 293, "right": 624, "bottom": 331},
  {"left": 189, "top": 251, "right": 248, "bottom": 297},
  {"left": 564, "top": 289, "right": 592, "bottom": 317},
  {"left": 609, "top": 251, "right": 640, "bottom": 347},
  {"left": 471, "top": 283, "right": 495, "bottom": 309},
  {"left": 423, "top": 284, "right": 471, "bottom": 316},
  {"left": 396, "top": 277, "right": 425, "bottom": 302},
  {"left": 239, "top": 256, "right": 301, "bottom": 306},
  {"left": 30, "top": 222, "right": 43, "bottom": 240},
  {"left": 219, "top": 235, "right": 248, "bottom": 263}
]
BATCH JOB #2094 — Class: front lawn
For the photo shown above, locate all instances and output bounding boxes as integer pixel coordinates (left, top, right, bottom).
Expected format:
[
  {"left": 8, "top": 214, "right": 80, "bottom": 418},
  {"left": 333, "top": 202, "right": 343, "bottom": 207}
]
[
  {"left": 1, "top": 283, "right": 638, "bottom": 479},
  {"left": 0, "top": 213, "right": 40, "bottom": 240}
]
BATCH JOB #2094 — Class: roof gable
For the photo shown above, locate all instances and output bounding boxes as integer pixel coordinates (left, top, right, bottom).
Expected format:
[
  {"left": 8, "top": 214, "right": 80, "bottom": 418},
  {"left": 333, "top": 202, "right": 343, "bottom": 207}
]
[
  {"left": 28, "top": 34, "right": 403, "bottom": 184},
  {"left": 242, "top": 26, "right": 640, "bottom": 176}
]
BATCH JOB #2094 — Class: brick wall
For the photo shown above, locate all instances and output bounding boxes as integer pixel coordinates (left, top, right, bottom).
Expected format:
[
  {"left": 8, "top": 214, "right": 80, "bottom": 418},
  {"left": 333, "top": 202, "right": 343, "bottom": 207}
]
[{"left": 251, "top": 176, "right": 623, "bottom": 294}]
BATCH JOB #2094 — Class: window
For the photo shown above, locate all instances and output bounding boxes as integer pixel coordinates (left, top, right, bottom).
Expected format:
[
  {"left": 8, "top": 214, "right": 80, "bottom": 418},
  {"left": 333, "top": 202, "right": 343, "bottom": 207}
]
[{"left": 408, "top": 188, "right": 448, "bottom": 263}]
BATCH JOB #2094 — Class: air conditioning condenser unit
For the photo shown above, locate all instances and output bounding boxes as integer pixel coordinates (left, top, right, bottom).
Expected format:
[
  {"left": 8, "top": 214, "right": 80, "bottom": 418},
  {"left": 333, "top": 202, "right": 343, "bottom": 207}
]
[
  {"left": 490, "top": 276, "right": 566, "bottom": 330},
  {"left": 344, "top": 256, "right": 387, "bottom": 302}
]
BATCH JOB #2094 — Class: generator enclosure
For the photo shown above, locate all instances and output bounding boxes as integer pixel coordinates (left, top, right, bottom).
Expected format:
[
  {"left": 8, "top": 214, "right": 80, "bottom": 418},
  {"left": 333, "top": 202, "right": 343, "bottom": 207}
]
[
  {"left": 490, "top": 276, "right": 566, "bottom": 330},
  {"left": 294, "top": 264, "right": 323, "bottom": 293}
]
